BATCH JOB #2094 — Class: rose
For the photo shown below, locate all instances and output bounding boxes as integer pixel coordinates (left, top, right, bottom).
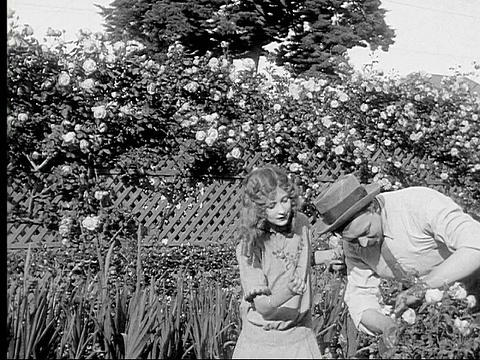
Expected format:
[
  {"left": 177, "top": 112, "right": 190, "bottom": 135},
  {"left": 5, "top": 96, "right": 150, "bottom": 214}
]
[
  {"left": 454, "top": 318, "right": 471, "bottom": 336},
  {"left": 80, "top": 78, "right": 95, "bottom": 91},
  {"left": 58, "top": 72, "right": 71, "bottom": 86},
  {"left": 196, "top": 130, "right": 206, "bottom": 141},
  {"left": 82, "top": 215, "right": 101, "bottom": 231},
  {"left": 82, "top": 59, "right": 97, "bottom": 74},
  {"left": 82, "top": 39, "right": 97, "bottom": 53},
  {"left": 465, "top": 295, "right": 477, "bottom": 308},
  {"left": 61, "top": 165, "right": 73, "bottom": 175},
  {"left": 401, "top": 308, "right": 416, "bottom": 325},
  {"left": 79, "top": 139, "right": 89, "bottom": 153},
  {"left": 147, "top": 83, "right": 156, "bottom": 95},
  {"left": 231, "top": 147, "right": 241, "bottom": 159},
  {"left": 98, "top": 123, "right": 108, "bottom": 133},
  {"left": 62, "top": 132, "right": 76, "bottom": 144},
  {"left": 448, "top": 282, "right": 467, "bottom": 300},
  {"left": 184, "top": 81, "right": 199, "bottom": 93},
  {"left": 92, "top": 105, "right": 107, "bottom": 119},
  {"left": 105, "top": 54, "right": 116, "bottom": 63},
  {"left": 18, "top": 113, "right": 28, "bottom": 122},
  {"left": 424, "top": 288, "right": 443, "bottom": 303},
  {"left": 94, "top": 190, "right": 109, "bottom": 200}
]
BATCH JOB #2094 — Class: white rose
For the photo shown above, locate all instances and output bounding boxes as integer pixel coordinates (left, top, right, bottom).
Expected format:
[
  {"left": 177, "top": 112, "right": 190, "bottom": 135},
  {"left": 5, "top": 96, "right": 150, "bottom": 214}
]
[
  {"left": 196, "top": 130, "right": 206, "bottom": 141},
  {"left": 184, "top": 81, "right": 199, "bottom": 93},
  {"left": 82, "top": 216, "right": 101, "bottom": 231},
  {"left": 92, "top": 105, "right": 107, "bottom": 119},
  {"left": 401, "top": 308, "right": 416, "bottom": 325},
  {"left": 449, "top": 282, "right": 468, "bottom": 300},
  {"left": 62, "top": 132, "right": 76, "bottom": 144},
  {"left": 82, "top": 59, "right": 97, "bottom": 74},
  {"left": 334, "top": 145, "right": 344, "bottom": 155},
  {"left": 94, "top": 190, "right": 109, "bottom": 200},
  {"left": 330, "top": 100, "right": 339, "bottom": 108},
  {"left": 80, "top": 78, "right": 95, "bottom": 91},
  {"left": 454, "top": 318, "right": 471, "bottom": 336},
  {"left": 207, "top": 128, "right": 218, "bottom": 141},
  {"left": 58, "top": 72, "right": 71, "bottom": 86},
  {"left": 82, "top": 39, "right": 97, "bottom": 53},
  {"left": 231, "top": 147, "right": 241, "bottom": 159},
  {"left": 105, "top": 54, "right": 117, "bottom": 63},
  {"left": 466, "top": 295, "right": 477, "bottom": 309},
  {"left": 79, "top": 139, "right": 90, "bottom": 152},
  {"left": 98, "top": 123, "right": 108, "bottom": 133},
  {"left": 425, "top": 288, "right": 444, "bottom": 303},
  {"left": 147, "top": 83, "right": 156, "bottom": 95},
  {"left": 61, "top": 165, "right": 73, "bottom": 175}
]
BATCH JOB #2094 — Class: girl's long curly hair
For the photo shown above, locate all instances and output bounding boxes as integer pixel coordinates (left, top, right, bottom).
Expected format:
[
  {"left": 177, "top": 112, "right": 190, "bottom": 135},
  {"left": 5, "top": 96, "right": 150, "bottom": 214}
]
[{"left": 237, "top": 165, "right": 301, "bottom": 264}]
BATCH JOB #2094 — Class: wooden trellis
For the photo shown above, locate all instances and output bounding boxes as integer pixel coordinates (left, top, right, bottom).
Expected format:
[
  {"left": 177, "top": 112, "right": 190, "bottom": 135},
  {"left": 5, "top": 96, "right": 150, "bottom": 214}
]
[{"left": 7, "top": 149, "right": 463, "bottom": 250}]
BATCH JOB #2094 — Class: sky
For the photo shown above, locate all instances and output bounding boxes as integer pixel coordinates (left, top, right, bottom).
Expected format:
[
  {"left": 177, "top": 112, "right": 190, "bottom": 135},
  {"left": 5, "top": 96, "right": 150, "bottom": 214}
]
[{"left": 7, "top": 0, "right": 480, "bottom": 80}]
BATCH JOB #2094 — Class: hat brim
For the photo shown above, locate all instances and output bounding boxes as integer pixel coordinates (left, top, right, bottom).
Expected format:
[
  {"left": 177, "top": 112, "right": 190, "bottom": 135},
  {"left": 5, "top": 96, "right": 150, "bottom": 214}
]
[{"left": 312, "top": 183, "right": 381, "bottom": 236}]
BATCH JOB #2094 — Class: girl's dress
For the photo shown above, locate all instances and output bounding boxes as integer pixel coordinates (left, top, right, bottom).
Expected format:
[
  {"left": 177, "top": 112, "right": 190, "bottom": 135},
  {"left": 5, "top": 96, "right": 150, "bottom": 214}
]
[{"left": 233, "top": 212, "right": 322, "bottom": 359}]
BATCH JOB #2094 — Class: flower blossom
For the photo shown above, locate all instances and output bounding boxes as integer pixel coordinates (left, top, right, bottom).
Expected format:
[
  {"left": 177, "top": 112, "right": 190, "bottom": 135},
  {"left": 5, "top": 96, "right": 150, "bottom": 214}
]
[
  {"left": 401, "top": 308, "right": 416, "bottom": 325},
  {"left": 58, "top": 72, "right": 71, "bottom": 86},
  {"left": 184, "top": 81, "right": 199, "bottom": 93},
  {"left": 79, "top": 139, "right": 89, "bottom": 152},
  {"left": 231, "top": 147, "right": 241, "bottom": 159},
  {"left": 147, "top": 83, "right": 156, "bottom": 95},
  {"left": 289, "top": 163, "right": 300, "bottom": 172},
  {"left": 454, "top": 318, "right": 471, "bottom": 336},
  {"left": 330, "top": 100, "right": 339, "bottom": 108},
  {"left": 62, "top": 132, "right": 76, "bottom": 144},
  {"left": 195, "top": 130, "right": 206, "bottom": 141},
  {"left": 18, "top": 113, "right": 29, "bottom": 122},
  {"left": 334, "top": 145, "right": 344, "bottom": 155},
  {"left": 80, "top": 78, "right": 95, "bottom": 91},
  {"left": 94, "top": 190, "right": 109, "bottom": 200},
  {"left": 316, "top": 137, "right": 326, "bottom": 147},
  {"left": 82, "top": 59, "right": 97, "bottom": 74},
  {"left": 465, "top": 295, "right": 477, "bottom": 308},
  {"left": 448, "top": 282, "right": 468, "bottom": 300},
  {"left": 82, "top": 215, "right": 101, "bottom": 231},
  {"left": 425, "top": 288, "right": 444, "bottom": 303},
  {"left": 92, "top": 105, "right": 107, "bottom": 119}
]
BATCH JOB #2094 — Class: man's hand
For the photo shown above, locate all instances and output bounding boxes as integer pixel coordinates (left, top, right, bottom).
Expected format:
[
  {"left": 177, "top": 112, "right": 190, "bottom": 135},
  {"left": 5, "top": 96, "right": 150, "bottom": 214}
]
[{"left": 394, "top": 282, "right": 428, "bottom": 317}]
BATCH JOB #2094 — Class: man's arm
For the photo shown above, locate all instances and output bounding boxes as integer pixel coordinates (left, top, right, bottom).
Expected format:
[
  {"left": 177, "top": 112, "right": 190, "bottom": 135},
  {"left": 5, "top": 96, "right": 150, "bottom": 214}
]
[{"left": 422, "top": 248, "right": 480, "bottom": 288}]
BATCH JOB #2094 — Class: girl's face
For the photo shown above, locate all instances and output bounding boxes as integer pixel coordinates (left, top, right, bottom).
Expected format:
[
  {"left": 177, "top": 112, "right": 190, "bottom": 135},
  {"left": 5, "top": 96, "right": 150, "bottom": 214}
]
[
  {"left": 265, "top": 187, "right": 292, "bottom": 227},
  {"left": 339, "top": 211, "right": 383, "bottom": 247}
]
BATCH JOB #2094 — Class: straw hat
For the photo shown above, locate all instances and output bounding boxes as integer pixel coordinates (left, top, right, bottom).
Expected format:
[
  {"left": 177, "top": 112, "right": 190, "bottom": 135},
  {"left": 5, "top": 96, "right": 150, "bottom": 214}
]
[{"left": 314, "top": 174, "right": 381, "bottom": 235}]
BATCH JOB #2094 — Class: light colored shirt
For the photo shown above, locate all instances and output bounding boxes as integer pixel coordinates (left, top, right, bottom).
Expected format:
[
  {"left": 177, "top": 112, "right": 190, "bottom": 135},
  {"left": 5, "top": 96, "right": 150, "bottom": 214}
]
[
  {"left": 236, "top": 212, "right": 313, "bottom": 331},
  {"left": 343, "top": 187, "right": 480, "bottom": 334}
]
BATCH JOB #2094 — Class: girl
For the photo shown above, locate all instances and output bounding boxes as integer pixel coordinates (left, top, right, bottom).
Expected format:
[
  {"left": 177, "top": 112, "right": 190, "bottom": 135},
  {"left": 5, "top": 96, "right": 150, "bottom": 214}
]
[{"left": 232, "top": 165, "right": 322, "bottom": 359}]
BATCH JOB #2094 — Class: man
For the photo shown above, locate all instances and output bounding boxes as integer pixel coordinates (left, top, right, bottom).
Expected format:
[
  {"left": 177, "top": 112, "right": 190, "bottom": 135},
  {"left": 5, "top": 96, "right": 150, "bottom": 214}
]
[{"left": 313, "top": 174, "right": 480, "bottom": 348}]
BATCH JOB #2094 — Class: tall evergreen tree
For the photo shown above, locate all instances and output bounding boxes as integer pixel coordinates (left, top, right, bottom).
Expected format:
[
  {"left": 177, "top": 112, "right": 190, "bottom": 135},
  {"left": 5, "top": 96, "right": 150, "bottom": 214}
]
[{"left": 98, "top": 0, "right": 394, "bottom": 78}]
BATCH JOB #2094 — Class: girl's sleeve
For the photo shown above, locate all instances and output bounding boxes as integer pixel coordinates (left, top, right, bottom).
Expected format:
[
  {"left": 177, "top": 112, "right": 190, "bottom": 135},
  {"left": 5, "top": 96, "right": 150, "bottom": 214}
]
[
  {"left": 343, "top": 243, "right": 383, "bottom": 336},
  {"left": 236, "top": 244, "right": 270, "bottom": 302}
]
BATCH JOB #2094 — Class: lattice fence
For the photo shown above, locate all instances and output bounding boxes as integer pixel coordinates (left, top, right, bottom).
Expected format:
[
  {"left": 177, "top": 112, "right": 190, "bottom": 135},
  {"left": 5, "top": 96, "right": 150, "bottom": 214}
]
[{"left": 7, "top": 149, "right": 462, "bottom": 250}]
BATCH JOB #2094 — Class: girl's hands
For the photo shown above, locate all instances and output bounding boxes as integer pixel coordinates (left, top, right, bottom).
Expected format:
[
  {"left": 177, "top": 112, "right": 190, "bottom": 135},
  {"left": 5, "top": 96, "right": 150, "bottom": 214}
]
[{"left": 288, "top": 273, "right": 307, "bottom": 294}]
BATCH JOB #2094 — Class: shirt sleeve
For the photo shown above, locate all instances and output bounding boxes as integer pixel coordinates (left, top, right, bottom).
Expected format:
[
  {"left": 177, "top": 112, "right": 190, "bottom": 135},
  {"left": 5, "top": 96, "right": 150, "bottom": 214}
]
[
  {"left": 343, "top": 242, "right": 383, "bottom": 335},
  {"left": 236, "top": 243, "right": 270, "bottom": 302},
  {"left": 424, "top": 190, "right": 480, "bottom": 252}
]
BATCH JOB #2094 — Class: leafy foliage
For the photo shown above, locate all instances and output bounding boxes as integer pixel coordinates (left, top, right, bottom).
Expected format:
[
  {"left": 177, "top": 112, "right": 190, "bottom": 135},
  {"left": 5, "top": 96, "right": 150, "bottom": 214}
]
[{"left": 98, "top": 0, "right": 395, "bottom": 78}]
